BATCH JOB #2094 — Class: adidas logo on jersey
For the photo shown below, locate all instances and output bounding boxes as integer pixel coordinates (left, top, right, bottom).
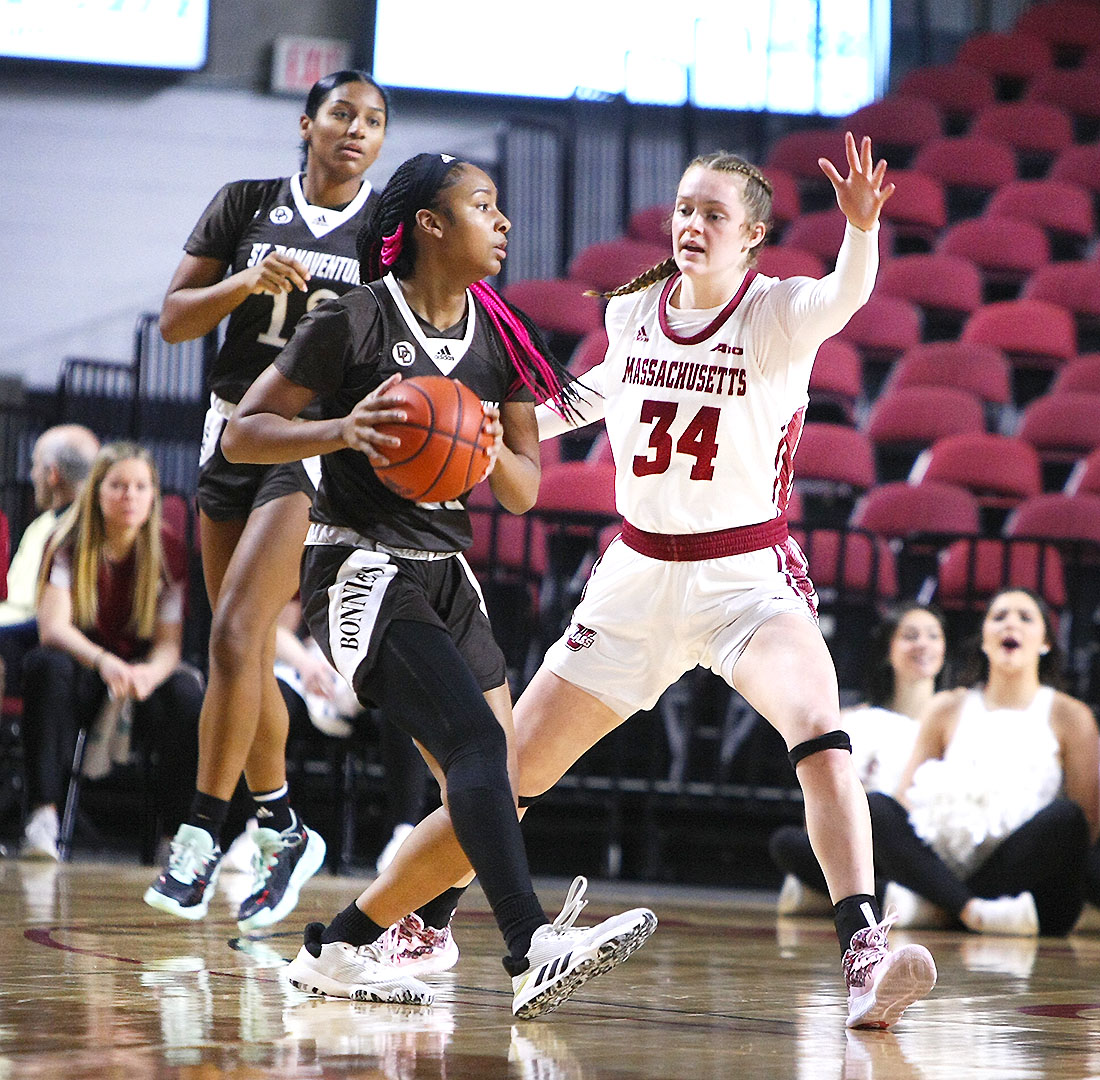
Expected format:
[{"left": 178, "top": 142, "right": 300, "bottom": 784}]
[
  {"left": 564, "top": 624, "right": 597, "bottom": 652},
  {"left": 635, "top": 326, "right": 650, "bottom": 342},
  {"left": 435, "top": 345, "right": 454, "bottom": 363}
]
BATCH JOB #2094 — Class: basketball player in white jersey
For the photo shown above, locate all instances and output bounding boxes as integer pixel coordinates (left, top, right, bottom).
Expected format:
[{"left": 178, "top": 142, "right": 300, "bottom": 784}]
[{"left": 341, "top": 131, "right": 938, "bottom": 1030}]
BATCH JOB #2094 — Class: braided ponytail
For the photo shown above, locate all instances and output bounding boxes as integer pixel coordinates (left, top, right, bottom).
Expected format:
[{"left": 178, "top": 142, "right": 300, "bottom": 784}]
[{"left": 590, "top": 257, "right": 679, "bottom": 300}]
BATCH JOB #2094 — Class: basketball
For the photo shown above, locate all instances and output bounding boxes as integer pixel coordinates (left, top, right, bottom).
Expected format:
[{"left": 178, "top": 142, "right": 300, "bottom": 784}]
[{"left": 371, "top": 375, "right": 493, "bottom": 503}]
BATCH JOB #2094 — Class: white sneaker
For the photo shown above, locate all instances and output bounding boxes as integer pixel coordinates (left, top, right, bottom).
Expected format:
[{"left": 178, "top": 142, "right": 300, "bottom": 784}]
[
  {"left": 844, "top": 905, "right": 937, "bottom": 1030},
  {"left": 510, "top": 876, "right": 657, "bottom": 1020},
  {"left": 376, "top": 823, "right": 415, "bottom": 873},
  {"left": 970, "top": 892, "right": 1040, "bottom": 937},
  {"left": 377, "top": 913, "right": 460, "bottom": 975},
  {"left": 776, "top": 873, "right": 834, "bottom": 916},
  {"left": 21, "top": 805, "right": 60, "bottom": 861},
  {"left": 882, "top": 882, "right": 952, "bottom": 929},
  {"left": 284, "top": 922, "right": 434, "bottom": 1005}
]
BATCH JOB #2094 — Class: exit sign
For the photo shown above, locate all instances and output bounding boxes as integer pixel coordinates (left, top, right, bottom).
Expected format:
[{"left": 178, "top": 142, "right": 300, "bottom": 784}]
[{"left": 271, "top": 36, "right": 353, "bottom": 95}]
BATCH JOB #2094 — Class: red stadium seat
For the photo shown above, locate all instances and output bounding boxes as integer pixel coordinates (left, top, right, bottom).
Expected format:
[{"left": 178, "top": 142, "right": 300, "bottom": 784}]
[
  {"left": 970, "top": 102, "right": 1075, "bottom": 177},
  {"left": 782, "top": 210, "right": 896, "bottom": 270},
  {"left": 876, "top": 170, "right": 947, "bottom": 253},
  {"left": 887, "top": 342, "right": 1011, "bottom": 422},
  {"left": 1015, "top": 0, "right": 1100, "bottom": 61},
  {"left": 845, "top": 95, "right": 943, "bottom": 167},
  {"left": 795, "top": 527, "right": 898, "bottom": 599},
  {"left": 961, "top": 299, "right": 1077, "bottom": 372},
  {"left": 765, "top": 128, "right": 849, "bottom": 210},
  {"left": 851, "top": 480, "right": 981, "bottom": 539},
  {"left": 627, "top": 204, "right": 670, "bottom": 246},
  {"left": 1006, "top": 492, "right": 1100, "bottom": 546},
  {"left": 833, "top": 293, "right": 922, "bottom": 368},
  {"left": 936, "top": 217, "right": 1049, "bottom": 302},
  {"left": 867, "top": 385, "right": 986, "bottom": 481},
  {"left": 567, "top": 239, "right": 670, "bottom": 295},
  {"left": 1066, "top": 445, "right": 1100, "bottom": 496},
  {"left": 876, "top": 254, "right": 983, "bottom": 340},
  {"left": 912, "top": 432, "right": 1042, "bottom": 532},
  {"left": 794, "top": 422, "right": 877, "bottom": 526},
  {"left": 985, "top": 180, "right": 1095, "bottom": 260},
  {"left": 937, "top": 537, "right": 1066, "bottom": 610},
  {"left": 756, "top": 246, "right": 825, "bottom": 280},
  {"left": 912, "top": 136, "right": 1017, "bottom": 222},
  {"left": 956, "top": 31, "right": 1054, "bottom": 98},
  {"left": 1025, "top": 68, "right": 1100, "bottom": 139},
  {"left": 1018, "top": 391, "right": 1100, "bottom": 490},
  {"left": 1023, "top": 263, "right": 1100, "bottom": 352},
  {"left": 809, "top": 338, "right": 863, "bottom": 424},
  {"left": 568, "top": 329, "right": 609, "bottom": 377},
  {"left": 1052, "top": 353, "right": 1100, "bottom": 397},
  {"left": 502, "top": 279, "right": 605, "bottom": 339},
  {"left": 898, "top": 64, "right": 996, "bottom": 132}
]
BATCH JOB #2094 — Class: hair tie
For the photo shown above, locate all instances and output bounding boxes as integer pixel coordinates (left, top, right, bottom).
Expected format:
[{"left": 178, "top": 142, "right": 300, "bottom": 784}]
[{"left": 380, "top": 222, "right": 404, "bottom": 268}]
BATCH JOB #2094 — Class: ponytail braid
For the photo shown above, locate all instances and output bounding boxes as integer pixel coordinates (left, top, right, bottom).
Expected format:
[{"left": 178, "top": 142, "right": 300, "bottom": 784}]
[{"left": 590, "top": 256, "right": 679, "bottom": 300}]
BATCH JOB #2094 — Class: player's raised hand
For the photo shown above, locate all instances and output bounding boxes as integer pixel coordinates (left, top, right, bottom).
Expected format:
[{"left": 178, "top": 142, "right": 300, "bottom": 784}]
[{"left": 818, "top": 131, "right": 895, "bottom": 232}]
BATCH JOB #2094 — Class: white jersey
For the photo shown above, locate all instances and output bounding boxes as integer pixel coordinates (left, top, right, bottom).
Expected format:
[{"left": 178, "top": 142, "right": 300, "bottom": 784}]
[{"left": 542, "top": 221, "right": 878, "bottom": 534}]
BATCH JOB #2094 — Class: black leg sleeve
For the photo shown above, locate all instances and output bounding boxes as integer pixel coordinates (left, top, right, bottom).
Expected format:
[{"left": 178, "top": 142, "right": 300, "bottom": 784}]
[{"left": 363, "top": 620, "right": 545, "bottom": 954}]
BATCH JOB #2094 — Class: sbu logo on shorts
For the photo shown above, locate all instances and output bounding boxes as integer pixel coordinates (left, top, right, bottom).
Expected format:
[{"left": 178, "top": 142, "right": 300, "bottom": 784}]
[{"left": 564, "top": 623, "right": 597, "bottom": 652}]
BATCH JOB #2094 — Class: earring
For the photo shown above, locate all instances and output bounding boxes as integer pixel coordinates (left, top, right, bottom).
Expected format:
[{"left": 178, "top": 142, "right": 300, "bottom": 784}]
[{"left": 1040, "top": 645, "right": 1051, "bottom": 655}]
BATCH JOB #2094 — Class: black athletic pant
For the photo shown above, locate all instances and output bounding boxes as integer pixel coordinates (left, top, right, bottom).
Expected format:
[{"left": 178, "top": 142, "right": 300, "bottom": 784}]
[
  {"left": 20, "top": 645, "right": 202, "bottom": 831},
  {"left": 867, "top": 791, "right": 1089, "bottom": 936}
]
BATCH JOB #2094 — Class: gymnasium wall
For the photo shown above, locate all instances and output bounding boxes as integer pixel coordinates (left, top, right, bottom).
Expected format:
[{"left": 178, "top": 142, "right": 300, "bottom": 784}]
[{"left": 1, "top": 0, "right": 1031, "bottom": 390}]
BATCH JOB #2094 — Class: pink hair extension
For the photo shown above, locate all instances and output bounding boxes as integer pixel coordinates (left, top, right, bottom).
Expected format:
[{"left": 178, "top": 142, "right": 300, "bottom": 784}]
[
  {"left": 380, "top": 222, "right": 405, "bottom": 268},
  {"left": 470, "top": 281, "right": 569, "bottom": 416}
]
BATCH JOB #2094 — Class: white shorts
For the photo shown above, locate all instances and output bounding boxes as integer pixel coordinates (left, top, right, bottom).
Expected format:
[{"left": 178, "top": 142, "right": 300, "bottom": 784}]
[{"left": 543, "top": 534, "right": 819, "bottom": 718}]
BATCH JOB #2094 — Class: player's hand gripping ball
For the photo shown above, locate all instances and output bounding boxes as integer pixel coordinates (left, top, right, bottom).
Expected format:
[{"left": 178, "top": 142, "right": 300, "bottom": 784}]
[{"left": 371, "top": 375, "right": 494, "bottom": 503}]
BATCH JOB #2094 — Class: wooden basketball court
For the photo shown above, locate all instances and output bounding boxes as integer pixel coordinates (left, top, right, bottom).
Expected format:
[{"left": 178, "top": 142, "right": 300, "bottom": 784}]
[{"left": 3, "top": 858, "right": 1099, "bottom": 1078}]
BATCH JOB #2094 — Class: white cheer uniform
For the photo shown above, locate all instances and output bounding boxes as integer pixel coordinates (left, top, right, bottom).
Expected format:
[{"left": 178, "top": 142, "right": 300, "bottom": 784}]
[{"left": 536, "top": 222, "right": 879, "bottom": 717}]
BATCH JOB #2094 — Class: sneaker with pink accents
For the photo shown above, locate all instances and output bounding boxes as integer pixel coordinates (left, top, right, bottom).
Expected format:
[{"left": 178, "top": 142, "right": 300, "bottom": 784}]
[
  {"left": 377, "top": 913, "right": 460, "bottom": 976},
  {"left": 844, "top": 906, "right": 937, "bottom": 1030}
]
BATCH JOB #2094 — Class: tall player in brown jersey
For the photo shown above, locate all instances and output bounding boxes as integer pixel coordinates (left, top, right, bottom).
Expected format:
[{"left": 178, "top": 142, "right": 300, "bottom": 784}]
[
  {"left": 223, "top": 152, "right": 657, "bottom": 1018},
  {"left": 145, "top": 72, "right": 388, "bottom": 933}
]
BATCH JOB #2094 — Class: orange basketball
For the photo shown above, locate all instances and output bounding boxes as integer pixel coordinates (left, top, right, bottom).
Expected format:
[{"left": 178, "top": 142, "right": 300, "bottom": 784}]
[{"left": 371, "top": 376, "right": 493, "bottom": 503}]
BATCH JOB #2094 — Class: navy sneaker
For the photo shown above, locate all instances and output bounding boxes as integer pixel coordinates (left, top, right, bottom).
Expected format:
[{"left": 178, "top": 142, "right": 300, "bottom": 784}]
[
  {"left": 143, "top": 823, "right": 223, "bottom": 920},
  {"left": 236, "top": 815, "right": 326, "bottom": 934}
]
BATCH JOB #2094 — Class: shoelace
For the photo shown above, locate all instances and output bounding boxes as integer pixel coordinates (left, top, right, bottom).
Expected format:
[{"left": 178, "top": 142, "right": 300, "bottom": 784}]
[
  {"left": 843, "top": 906, "right": 899, "bottom": 988},
  {"left": 168, "top": 837, "right": 212, "bottom": 880},
  {"left": 548, "top": 876, "right": 589, "bottom": 936},
  {"left": 249, "top": 829, "right": 302, "bottom": 886}
]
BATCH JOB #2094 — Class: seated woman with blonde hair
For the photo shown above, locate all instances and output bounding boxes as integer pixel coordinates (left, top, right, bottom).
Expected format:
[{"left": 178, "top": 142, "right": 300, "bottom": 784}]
[{"left": 19, "top": 442, "right": 201, "bottom": 860}]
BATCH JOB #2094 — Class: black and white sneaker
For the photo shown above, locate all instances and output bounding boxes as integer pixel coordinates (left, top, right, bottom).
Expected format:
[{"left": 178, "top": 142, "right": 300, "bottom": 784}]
[
  {"left": 510, "top": 876, "right": 657, "bottom": 1019},
  {"left": 236, "top": 815, "right": 326, "bottom": 934},
  {"left": 143, "top": 823, "right": 223, "bottom": 920}
]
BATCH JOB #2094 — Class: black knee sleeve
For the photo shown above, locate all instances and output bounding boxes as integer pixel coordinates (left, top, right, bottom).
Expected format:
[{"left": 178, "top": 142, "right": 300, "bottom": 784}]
[{"left": 788, "top": 729, "right": 851, "bottom": 771}]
